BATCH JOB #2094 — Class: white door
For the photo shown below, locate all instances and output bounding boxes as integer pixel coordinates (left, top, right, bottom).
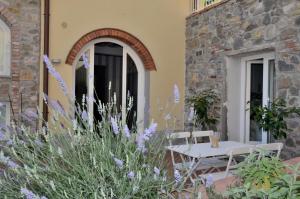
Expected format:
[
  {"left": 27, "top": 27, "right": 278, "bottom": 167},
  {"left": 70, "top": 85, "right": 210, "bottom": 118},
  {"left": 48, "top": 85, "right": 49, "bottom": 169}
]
[{"left": 244, "top": 54, "right": 275, "bottom": 144}]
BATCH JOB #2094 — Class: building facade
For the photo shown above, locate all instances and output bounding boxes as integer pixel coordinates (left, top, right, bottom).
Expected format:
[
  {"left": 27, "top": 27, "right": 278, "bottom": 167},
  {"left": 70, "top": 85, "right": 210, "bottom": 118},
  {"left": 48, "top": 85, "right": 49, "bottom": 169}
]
[
  {"left": 0, "top": 0, "right": 300, "bottom": 159},
  {"left": 0, "top": 0, "right": 40, "bottom": 128},
  {"left": 44, "top": 0, "right": 189, "bottom": 129},
  {"left": 186, "top": 0, "right": 300, "bottom": 159}
]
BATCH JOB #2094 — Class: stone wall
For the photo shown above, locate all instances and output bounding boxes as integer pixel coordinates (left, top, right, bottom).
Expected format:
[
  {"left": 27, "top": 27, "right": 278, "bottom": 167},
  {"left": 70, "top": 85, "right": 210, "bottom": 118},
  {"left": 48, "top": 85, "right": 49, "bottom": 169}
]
[
  {"left": 0, "top": 0, "right": 40, "bottom": 127},
  {"left": 186, "top": 0, "right": 300, "bottom": 159}
]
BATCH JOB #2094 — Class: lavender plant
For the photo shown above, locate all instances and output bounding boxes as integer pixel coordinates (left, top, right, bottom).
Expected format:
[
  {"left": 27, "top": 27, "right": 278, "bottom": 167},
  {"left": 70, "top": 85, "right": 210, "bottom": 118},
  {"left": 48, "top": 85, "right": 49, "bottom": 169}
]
[{"left": 0, "top": 55, "right": 186, "bottom": 198}]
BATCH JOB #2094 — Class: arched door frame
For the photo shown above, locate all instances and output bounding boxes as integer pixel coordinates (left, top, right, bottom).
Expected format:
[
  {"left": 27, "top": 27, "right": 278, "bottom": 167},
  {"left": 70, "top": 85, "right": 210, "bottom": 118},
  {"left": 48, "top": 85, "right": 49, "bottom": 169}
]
[{"left": 72, "top": 38, "right": 146, "bottom": 129}]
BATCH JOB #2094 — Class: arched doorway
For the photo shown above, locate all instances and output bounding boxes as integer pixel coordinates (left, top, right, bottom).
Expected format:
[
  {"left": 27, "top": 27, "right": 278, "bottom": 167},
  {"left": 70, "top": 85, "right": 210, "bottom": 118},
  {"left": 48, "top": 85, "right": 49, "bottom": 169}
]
[{"left": 73, "top": 38, "right": 146, "bottom": 128}]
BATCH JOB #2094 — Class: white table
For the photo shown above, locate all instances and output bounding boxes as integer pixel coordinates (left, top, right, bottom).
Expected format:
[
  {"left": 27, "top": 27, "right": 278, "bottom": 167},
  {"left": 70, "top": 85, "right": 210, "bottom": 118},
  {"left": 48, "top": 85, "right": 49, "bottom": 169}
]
[
  {"left": 166, "top": 141, "right": 253, "bottom": 184},
  {"left": 166, "top": 141, "right": 252, "bottom": 158}
]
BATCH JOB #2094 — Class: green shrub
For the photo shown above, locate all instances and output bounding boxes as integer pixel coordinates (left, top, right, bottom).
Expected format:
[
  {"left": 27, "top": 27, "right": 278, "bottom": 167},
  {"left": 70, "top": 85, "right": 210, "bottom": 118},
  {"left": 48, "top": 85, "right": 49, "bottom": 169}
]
[
  {"left": 187, "top": 89, "right": 220, "bottom": 130},
  {"left": 235, "top": 153, "right": 284, "bottom": 189},
  {"left": 225, "top": 153, "right": 300, "bottom": 199},
  {"left": 0, "top": 56, "right": 187, "bottom": 199},
  {"left": 0, "top": 100, "right": 178, "bottom": 198},
  {"left": 250, "top": 98, "right": 300, "bottom": 139}
]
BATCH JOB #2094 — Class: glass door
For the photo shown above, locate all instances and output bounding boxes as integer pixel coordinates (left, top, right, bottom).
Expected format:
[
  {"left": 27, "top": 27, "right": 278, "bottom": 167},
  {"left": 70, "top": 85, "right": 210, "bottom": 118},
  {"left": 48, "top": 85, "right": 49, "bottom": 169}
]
[
  {"left": 75, "top": 40, "right": 143, "bottom": 129},
  {"left": 245, "top": 56, "right": 275, "bottom": 144}
]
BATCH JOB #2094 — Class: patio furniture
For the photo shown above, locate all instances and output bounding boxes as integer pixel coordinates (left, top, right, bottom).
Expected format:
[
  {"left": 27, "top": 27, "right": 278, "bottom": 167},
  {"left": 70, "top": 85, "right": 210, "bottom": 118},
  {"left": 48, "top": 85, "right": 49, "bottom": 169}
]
[
  {"left": 191, "top": 130, "right": 213, "bottom": 144},
  {"left": 166, "top": 141, "right": 253, "bottom": 182},
  {"left": 168, "top": 132, "right": 192, "bottom": 170},
  {"left": 191, "top": 131, "right": 228, "bottom": 171},
  {"left": 255, "top": 142, "right": 283, "bottom": 158},
  {"left": 200, "top": 146, "right": 254, "bottom": 182},
  {"left": 167, "top": 132, "right": 212, "bottom": 172}
]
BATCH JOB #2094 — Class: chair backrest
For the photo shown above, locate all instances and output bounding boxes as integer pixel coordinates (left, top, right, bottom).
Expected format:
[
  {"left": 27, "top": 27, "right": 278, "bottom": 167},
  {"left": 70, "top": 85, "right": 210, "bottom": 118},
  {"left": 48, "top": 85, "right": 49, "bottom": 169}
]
[
  {"left": 191, "top": 130, "right": 213, "bottom": 144},
  {"left": 255, "top": 143, "right": 283, "bottom": 158},
  {"left": 167, "top": 132, "right": 191, "bottom": 167},
  {"left": 224, "top": 146, "right": 254, "bottom": 177},
  {"left": 168, "top": 132, "right": 190, "bottom": 146}
]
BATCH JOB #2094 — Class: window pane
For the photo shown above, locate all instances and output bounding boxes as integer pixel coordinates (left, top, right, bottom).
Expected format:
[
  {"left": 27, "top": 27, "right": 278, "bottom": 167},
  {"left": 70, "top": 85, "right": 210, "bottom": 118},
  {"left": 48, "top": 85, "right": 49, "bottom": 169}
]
[
  {"left": 0, "top": 19, "right": 11, "bottom": 76},
  {"left": 126, "top": 54, "right": 138, "bottom": 128},
  {"left": 268, "top": 59, "right": 275, "bottom": 103},
  {"left": 75, "top": 59, "right": 88, "bottom": 103},
  {"left": 94, "top": 42, "right": 123, "bottom": 121},
  {"left": 250, "top": 63, "right": 263, "bottom": 142}
]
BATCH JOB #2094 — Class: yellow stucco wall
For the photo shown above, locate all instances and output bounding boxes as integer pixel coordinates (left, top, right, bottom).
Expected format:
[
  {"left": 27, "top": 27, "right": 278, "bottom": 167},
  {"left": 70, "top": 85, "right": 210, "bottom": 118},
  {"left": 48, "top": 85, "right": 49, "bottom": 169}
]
[{"left": 42, "top": 0, "right": 189, "bottom": 129}]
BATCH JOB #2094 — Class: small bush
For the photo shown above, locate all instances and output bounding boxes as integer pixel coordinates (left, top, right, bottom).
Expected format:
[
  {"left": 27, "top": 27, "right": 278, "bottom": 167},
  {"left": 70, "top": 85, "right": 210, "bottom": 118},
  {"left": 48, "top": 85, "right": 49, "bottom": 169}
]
[{"left": 225, "top": 153, "right": 300, "bottom": 199}]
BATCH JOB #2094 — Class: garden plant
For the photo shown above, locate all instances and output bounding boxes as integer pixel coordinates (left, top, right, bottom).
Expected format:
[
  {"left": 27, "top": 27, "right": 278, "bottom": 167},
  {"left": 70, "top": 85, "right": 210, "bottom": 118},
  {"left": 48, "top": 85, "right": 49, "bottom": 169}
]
[
  {"left": 0, "top": 56, "right": 194, "bottom": 199},
  {"left": 225, "top": 152, "right": 300, "bottom": 199},
  {"left": 250, "top": 98, "right": 300, "bottom": 140},
  {"left": 187, "top": 89, "right": 220, "bottom": 130}
]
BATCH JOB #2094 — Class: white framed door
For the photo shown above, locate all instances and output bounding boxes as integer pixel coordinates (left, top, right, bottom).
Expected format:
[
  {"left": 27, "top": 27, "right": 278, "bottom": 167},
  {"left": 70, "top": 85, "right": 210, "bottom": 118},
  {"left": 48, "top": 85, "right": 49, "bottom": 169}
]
[
  {"left": 74, "top": 38, "right": 146, "bottom": 129},
  {"left": 241, "top": 53, "right": 275, "bottom": 144}
]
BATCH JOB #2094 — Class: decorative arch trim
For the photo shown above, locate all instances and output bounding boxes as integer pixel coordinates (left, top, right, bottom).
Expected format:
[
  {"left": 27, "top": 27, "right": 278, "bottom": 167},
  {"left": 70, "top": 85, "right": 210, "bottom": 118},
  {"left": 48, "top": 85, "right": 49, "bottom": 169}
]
[{"left": 66, "top": 28, "right": 156, "bottom": 71}]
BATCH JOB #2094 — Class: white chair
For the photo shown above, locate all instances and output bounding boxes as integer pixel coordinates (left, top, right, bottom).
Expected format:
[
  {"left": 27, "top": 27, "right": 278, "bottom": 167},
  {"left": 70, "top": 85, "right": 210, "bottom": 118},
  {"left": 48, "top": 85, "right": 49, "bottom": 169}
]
[
  {"left": 168, "top": 132, "right": 192, "bottom": 170},
  {"left": 167, "top": 132, "right": 212, "bottom": 176},
  {"left": 191, "top": 130, "right": 213, "bottom": 144},
  {"left": 199, "top": 146, "right": 254, "bottom": 182},
  {"left": 255, "top": 143, "right": 283, "bottom": 158},
  {"left": 191, "top": 130, "right": 228, "bottom": 172}
]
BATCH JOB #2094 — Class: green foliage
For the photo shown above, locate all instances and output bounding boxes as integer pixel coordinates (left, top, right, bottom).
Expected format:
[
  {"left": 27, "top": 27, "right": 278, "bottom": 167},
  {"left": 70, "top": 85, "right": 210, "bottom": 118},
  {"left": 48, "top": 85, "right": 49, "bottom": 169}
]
[
  {"left": 0, "top": 100, "right": 177, "bottom": 199},
  {"left": 250, "top": 98, "right": 300, "bottom": 139},
  {"left": 225, "top": 154, "right": 300, "bottom": 199},
  {"left": 269, "top": 163, "right": 300, "bottom": 199},
  {"left": 235, "top": 152, "right": 284, "bottom": 188},
  {"left": 206, "top": 186, "right": 224, "bottom": 199},
  {"left": 187, "top": 89, "right": 220, "bottom": 130}
]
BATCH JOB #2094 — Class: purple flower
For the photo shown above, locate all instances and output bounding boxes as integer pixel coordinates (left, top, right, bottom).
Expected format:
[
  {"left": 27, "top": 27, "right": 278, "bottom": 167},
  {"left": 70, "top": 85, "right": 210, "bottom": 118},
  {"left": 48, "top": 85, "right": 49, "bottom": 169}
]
[
  {"left": 136, "top": 122, "right": 157, "bottom": 153},
  {"left": 148, "top": 122, "right": 158, "bottom": 133},
  {"left": 205, "top": 174, "right": 214, "bottom": 188},
  {"left": 123, "top": 125, "right": 130, "bottom": 138},
  {"left": 174, "top": 170, "right": 182, "bottom": 184},
  {"left": 154, "top": 167, "right": 160, "bottom": 176},
  {"left": 113, "top": 157, "right": 124, "bottom": 169},
  {"left": 21, "top": 188, "right": 36, "bottom": 199},
  {"left": 127, "top": 171, "right": 135, "bottom": 180},
  {"left": 51, "top": 100, "right": 66, "bottom": 116},
  {"left": 6, "top": 139, "right": 13, "bottom": 146},
  {"left": 35, "top": 139, "right": 43, "bottom": 147},
  {"left": 143, "top": 122, "right": 157, "bottom": 141},
  {"left": 7, "top": 160, "right": 19, "bottom": 169},
  {"left": 0, "top": 153, "right": 19, "bottom": 169},
  {"left": 0, "top": 130, "right": 5, "bottom": 141},
  {"left": 20, "top": 188, "right": 47, "bottom": 199},
  {"left": 136, "top": 132, "right": 146, "bottom": 153},
  {"left": 173, "top": 84, "right": 180, "bottom": 104},
  {"left": 110, "top": 117, "right": 119, "bottom": 135},
  {"left": 81, "top": 110, "right": 88, "bottom": 122},
  {"left": 43, "top": 55, "right": 68, "bottom": 95},
  {"left": 25, "top": 110, "right": 39, "bottom": 120},
  {"left": 82, "top": 54, "right": 89, "bottom": 69}
]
